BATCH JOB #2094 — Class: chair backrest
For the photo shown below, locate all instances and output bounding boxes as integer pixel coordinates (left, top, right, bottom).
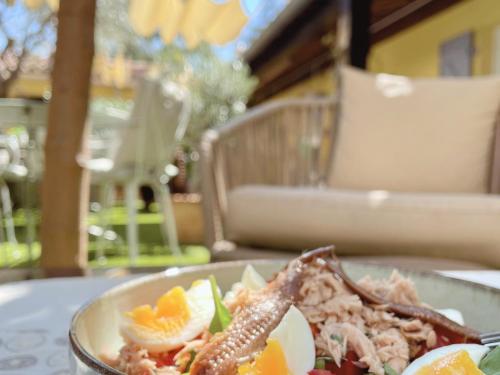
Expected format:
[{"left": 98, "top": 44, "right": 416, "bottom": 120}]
[
  {"left": 89, "top": 102, "right": 130, "bottom": 162},
  {"left": 112, "top": 78, "right": 190, "bottom": 180},
  {"left": 0, "top": 99, "right": 47, "bottom": 127},
  {"left": 328, "top": 66, "right": 500, "bottom": 194},
  {"left": 0, "top": 135, "right": 17, "bottom": 174},
  {"left": 0, "top": 99, "right": 47, "bottom": 180}
]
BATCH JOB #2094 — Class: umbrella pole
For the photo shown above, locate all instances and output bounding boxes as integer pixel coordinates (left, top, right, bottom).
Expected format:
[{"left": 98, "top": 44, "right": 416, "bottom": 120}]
[{"left": 40, "top": 0, "right": 96, "bottom": 277}]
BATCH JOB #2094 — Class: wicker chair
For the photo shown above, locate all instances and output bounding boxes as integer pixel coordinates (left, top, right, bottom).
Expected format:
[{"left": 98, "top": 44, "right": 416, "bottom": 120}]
[
  {"left": 201, "top": 67, "right": 500, "bottom": 269},
  {"left": 201, "top": 97, "right": 336, "bottom": 250}
]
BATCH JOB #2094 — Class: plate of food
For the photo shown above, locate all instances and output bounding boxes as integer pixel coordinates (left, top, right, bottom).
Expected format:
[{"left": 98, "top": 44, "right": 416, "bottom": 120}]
[{"left": 69, "top": 246, "right": 500, "bottom": 375}]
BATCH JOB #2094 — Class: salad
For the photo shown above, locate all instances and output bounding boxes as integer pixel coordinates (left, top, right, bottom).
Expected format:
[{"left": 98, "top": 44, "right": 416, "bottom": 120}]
[{"left": 102, "top": 246, "right": 500, "bottom": 375}]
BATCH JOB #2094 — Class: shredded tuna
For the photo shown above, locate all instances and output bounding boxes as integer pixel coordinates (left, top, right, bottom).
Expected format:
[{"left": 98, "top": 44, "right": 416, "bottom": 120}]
[
  {"left": 109, "top": 342, "right": 159, "bottom": 375},
  {"left": 297, "top": 264, "right": 437, "bottom": 375},
  {"left": 316, "top": 322, "right": 347, "bottom": 366},
  {"left": 358, "top": 270, "right": 421, "bottom": 306},
  {"left": 372, "top": 328, "right": 410, "bottom": 373},
  {"left": 173, "top": 339, "right": 205, "bottom": 372},
  {"left": 340, "top": 322, "right": 383, "bottom": 375},
  {"left": 172, "top": 331, "right": 211, "bottom": 372}
]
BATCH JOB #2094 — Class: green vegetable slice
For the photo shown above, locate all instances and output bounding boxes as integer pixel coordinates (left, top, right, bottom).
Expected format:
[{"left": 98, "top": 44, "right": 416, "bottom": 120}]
[
  {"left": 384, "top": 363, "right": 399, "bottom": 375},
  {"left": 314, "top": 357, "right": 332, "bottom": 369},
  {"left": 208, "top": 274, "right": 232, "bottom": 334},
  {"left": 480, "top": 346, "right": 500, "bottom": 375},
  {"left": 314, "top": 358, "right": 326, "bottom": 369},
  {"left": 184, "top": 350, "right": 196, "bottom": 373}
]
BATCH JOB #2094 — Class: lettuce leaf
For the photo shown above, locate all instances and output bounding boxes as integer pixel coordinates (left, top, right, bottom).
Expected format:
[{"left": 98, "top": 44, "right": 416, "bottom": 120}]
[
  {"left": 208, "top": 275, "right": 232, "bottom": 334},
  {"left": 480, "top": 346, "right": 500, "bottom": 375}
]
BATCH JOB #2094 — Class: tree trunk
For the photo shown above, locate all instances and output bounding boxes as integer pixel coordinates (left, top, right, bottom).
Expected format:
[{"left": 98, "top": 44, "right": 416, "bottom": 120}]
[{"left": 40, "top": 0, "right": 96, "bottom": 276}]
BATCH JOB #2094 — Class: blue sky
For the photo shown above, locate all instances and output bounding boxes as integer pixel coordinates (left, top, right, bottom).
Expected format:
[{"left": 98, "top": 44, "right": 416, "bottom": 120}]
[{"left": 213, "top": 0, "right": 289, "bottom": 60}]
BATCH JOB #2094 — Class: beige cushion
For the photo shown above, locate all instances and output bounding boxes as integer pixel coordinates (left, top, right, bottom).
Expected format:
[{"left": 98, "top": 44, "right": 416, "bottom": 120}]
[
  {"left": 226, "top": 185, "right": 500, "bottom": 268},
  {"left": 329, "top": 66, "right": 500, "bottom": 193}
]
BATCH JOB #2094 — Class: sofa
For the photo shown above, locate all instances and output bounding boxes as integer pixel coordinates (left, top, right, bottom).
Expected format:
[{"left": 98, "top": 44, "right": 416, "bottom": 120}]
[{"left": 201, "top": 66, "right": 500, "bottom": 269}]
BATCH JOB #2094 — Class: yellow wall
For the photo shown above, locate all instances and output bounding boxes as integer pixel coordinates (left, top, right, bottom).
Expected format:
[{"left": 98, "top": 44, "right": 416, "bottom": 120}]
[
  {"left": 368, "top": 0, "right": 500, "bottom": 76},
  {"left": 268, "top": 67, "right": 336, "bottom": 101}
]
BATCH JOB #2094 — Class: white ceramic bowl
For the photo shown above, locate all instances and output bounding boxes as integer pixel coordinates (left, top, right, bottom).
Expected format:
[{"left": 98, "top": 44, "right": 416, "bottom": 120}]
[{"left": 69, "top": 260, "right": 500, "bottom": 374}]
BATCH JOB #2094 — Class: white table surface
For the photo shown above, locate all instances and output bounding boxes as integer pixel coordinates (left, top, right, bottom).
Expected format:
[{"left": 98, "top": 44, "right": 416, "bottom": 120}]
[
  {"left": 0, "top": 275, "right": 141, "bottom": 375},
  {"left": 0, "top": 271, "right": 499, "bottom": 375}
]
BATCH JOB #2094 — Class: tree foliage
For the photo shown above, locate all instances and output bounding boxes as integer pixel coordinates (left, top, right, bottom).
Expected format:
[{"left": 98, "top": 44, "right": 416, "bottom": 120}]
[
  {"left": 95, "top": 0, "right": 161, "bottom": 59},
  {"left": 157, "top": 43, "right": 257, "bottom": 148},
  {"left": 0, "top": 0, "right": 56, "bottom": 97}
]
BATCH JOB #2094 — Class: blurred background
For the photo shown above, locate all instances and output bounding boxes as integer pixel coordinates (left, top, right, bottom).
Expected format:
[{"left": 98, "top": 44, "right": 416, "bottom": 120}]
[{"left": 0, "top": 0, "right": 499, "bottom": 281}]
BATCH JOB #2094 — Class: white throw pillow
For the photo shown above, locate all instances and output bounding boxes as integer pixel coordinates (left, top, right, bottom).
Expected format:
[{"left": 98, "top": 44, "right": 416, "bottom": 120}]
[{"left": 329, "top": 66, "right": 500, "bottom": 193}]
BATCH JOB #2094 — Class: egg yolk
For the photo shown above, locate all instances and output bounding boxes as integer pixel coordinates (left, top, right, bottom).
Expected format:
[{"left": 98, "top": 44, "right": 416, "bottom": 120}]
[
  {"left": 238, "top": 339, "right": 290, "bottom": 375},
  {"left": 127, "top": 286, "right": 191, "bottom": 335},
  {"left": 415, "top": 350, "right": 483, "bottom": 375}
]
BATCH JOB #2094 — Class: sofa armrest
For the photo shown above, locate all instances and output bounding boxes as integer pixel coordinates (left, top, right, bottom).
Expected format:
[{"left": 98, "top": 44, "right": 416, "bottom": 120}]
[
  {"left": 200, "top": 97, "right": 337, "bottom": 249},
  {"left": 490, "top": 111, "right": 500, "bottom": 194}
]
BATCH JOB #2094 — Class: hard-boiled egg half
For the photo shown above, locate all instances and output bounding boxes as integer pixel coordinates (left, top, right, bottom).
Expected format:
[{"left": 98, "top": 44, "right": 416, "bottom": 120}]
[
  {"left": 238, "top": 305, "right": 315, "bottom": 375},
  {"left": 121, "top": 280, "right": 215, "bottom": 353},
  {"left": 402, "top": 344, "right": 490, "bottom": 375},
  {"left": 241, "top": 265, "right": 267, "bottom": 290},
  {"left": 224, "top": 265, "right": 267, "bottom": 303}
]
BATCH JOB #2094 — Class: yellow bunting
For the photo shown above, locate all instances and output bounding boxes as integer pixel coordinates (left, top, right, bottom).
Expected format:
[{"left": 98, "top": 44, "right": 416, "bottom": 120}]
[
  {"left": 24, "top": 0, "right": 45, "bottom": 9},
  {"left": 24, "top": 0, "right": 248, "bottom": 48},
  {"left": 205, "top": 0, "right": 248, "bottom": 45},
  {"left": 46, "top": 0, "right": 58, "bottom": 11},
  {"left": 128, "top": 0, "right": 163, "bottom": 37},
  {"left": 179, "top": 0, "right": 220, "bottom": 48},
  {"left": 23, "top": 0, "right": 58, "bottom": 10},
  {"left": 130, "top": 0, "right": 248, "bottom": 48},
  {"left": 159, "top": 0, "right": 184, "bottom": 44}
]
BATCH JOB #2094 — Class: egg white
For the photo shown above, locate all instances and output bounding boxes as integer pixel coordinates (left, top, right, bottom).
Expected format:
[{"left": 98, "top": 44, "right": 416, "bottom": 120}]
[
  {"left": 435, "top": 308, "right": 464, "bottom": 326},
  {"left": 224, "top": 265, "right": 267, "bottom": 302},
  {"left": 401, "top": 344, "right": 490, "bottom": 375},
  {"left": 268, "top": 305, "right": 315, "bottom": 375},
  {"left": 241, "top": 265, "right": 267, "bottom": 290},
  {"left": 120, "top": 280, "right": 215, "bottom": 353}
]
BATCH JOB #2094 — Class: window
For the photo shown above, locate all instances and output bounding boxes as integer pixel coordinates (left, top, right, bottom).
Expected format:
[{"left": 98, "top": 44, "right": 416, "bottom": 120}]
[{"left": 439, "top": 32, "right": 474, "bottom": 77}]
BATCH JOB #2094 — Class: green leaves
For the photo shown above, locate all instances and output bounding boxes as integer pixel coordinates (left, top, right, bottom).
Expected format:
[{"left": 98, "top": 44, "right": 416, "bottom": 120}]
[
  {"left": 183, "top": 350, "right": 197, "bottom": 374},
  {"left": 314, "top": 357, "right": 331, "bottom": 369},
  {"left": 208, "top": 275, "right": 232, "bottom": 334},
  {"left": 384, "top": 363, "right": 399, "bottom": 375},
  {"left": 480, "top": 346, "right": 500, "bottom": 375}
]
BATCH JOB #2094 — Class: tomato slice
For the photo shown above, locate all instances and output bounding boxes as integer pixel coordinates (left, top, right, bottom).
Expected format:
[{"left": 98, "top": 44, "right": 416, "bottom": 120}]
[
  {"left": 415, "top": 325, "right": 476, "bottom": 358},
  {"left": 154, "top": 347, "right": 181, "bottom": 367},
  {"left": 309, "top": 370, "right": 335, "bottom": 375}
]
